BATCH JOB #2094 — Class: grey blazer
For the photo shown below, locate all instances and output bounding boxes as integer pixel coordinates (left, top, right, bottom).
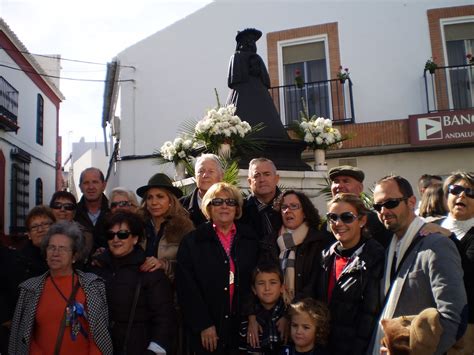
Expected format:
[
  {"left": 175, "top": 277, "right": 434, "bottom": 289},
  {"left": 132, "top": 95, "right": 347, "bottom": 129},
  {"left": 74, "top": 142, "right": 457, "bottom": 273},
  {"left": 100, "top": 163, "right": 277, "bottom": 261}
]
[{"left": 370, "top": 232, "right": 467, "bottom": 355}]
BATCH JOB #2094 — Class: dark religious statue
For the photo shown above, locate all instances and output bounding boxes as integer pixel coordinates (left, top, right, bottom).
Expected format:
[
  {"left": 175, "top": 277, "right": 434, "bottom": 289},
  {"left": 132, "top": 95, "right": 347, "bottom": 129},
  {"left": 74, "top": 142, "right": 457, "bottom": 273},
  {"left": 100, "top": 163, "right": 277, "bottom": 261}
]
[
  {"left": 226, "top": 28, "right": 288, "bottom": 139},
  {"left": 226, "top": 28, "right": 310, "bottom": 171}
]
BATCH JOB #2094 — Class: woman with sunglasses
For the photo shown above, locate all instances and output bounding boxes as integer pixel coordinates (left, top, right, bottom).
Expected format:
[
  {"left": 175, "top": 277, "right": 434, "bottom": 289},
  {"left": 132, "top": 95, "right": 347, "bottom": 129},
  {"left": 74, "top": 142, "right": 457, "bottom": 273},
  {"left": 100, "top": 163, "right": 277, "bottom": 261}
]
[
  {"left": 440, "top": 171, "right": 474, "bottom": 353},
  {"left": 315, "top": 193, "right": 384, "bottom": 355},
  {"left": 93, "top": 211, "right": 176, "bottom": 354},
  {"left": 109, "top": 187, "right": 139, "bottom": 213},
  {"left": 49, "top": 191, "right": 94, "bottom": 261},
  {"left": 176, "top": 182, "right": 258, "bottom": 354}
]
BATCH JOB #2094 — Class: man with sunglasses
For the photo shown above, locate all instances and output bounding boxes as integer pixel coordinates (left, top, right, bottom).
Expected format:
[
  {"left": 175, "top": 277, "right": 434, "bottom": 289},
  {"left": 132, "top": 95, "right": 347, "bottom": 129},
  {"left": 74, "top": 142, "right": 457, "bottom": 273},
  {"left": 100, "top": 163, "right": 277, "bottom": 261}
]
[
  {"left": 369, "top": 175, "right": 467, "bottom": 355},
  {"left": 328, "top": 165, "right": 392, "bottom": 248}
]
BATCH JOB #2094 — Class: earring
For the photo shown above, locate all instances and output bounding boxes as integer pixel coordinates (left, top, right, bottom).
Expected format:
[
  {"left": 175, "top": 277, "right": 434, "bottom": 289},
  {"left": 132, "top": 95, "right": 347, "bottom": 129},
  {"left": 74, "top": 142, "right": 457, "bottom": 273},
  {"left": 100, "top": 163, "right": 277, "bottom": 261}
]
[{"left": 360, "top": 225, "right": 365, "bottom": 228}]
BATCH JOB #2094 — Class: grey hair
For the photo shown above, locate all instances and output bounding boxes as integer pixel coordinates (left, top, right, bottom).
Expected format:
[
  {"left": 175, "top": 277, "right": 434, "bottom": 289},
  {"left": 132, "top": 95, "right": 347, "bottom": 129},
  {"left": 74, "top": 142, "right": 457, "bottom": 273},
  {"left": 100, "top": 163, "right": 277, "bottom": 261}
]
[
  {"left": 40, "top": 221, "right": 86, "bottom": 262},
  {"left": 195, "top": 154, "right": 224, "bottom": 176},
  {"left": 109, "top": 187, "right": 139, "bottom": 207},
  {"left": 248, "top": 157, "right": 277, "bottom": 177}
]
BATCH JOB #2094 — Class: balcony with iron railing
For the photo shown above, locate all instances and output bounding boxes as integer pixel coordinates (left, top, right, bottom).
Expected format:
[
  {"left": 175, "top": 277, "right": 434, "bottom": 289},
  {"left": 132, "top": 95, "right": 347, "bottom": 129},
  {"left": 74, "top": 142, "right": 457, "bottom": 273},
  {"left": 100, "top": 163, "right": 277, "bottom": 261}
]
[
  {"left": 424, "top": 62, "right": 474, "bottom": 113},
  {"left": 0, "top": 76, "right": 19, "bottom": 131},
  {"left": 269, "top": 78, "right": 355, "bottom": 127}
]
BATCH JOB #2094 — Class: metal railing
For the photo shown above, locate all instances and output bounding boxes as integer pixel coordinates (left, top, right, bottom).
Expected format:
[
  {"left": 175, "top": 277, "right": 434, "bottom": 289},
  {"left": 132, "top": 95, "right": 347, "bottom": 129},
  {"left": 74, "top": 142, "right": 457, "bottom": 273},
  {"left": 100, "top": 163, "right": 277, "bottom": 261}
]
[
  {"left": 269, "top": 78, "right": 355, "bottom": 126},
  {"left": 424, "top": 63, "right": 474, "bottom": 113},
  {"left": 0, "top": 76, "right": 19, "bottom": 122}
]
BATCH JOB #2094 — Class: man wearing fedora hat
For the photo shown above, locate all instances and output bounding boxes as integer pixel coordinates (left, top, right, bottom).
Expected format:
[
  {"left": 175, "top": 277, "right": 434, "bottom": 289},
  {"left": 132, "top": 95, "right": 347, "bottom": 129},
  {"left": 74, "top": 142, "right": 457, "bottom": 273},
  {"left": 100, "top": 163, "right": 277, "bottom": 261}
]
[
  {"left": 328, "top": 165, "right": 392, "bottom": 248},
  {"left": 180, "top": 154, "right": 224, "bottom": 227}
]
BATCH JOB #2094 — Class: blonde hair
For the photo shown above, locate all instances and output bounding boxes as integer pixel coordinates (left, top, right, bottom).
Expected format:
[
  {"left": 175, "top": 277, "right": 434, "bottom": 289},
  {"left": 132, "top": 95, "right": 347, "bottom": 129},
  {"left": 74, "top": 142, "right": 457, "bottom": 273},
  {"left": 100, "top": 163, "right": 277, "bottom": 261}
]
[
  {"left": 201, "top": 182, "right": 243, "bottom": 220},
  {"left": 139, "top": 188, "right": 189, "bottom": 220}
]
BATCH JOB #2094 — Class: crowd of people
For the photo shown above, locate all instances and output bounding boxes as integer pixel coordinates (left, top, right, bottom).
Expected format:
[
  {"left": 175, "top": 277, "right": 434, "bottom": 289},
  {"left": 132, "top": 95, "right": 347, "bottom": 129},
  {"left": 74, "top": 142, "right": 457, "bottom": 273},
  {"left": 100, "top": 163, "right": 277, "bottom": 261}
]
[{"left": 0, "top": 155, "right": 472, "bottom": 355}]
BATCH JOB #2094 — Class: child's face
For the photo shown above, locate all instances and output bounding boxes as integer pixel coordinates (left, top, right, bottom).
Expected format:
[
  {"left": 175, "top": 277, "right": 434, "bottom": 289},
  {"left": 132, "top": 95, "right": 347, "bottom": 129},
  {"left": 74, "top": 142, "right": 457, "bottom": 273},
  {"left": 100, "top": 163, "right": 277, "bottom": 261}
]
[
  {"left": 252, "top": 272, "right": 283, "bottom": 309},
  {"left": 290, "top": 312, "right": 317, "bottom": 352}
]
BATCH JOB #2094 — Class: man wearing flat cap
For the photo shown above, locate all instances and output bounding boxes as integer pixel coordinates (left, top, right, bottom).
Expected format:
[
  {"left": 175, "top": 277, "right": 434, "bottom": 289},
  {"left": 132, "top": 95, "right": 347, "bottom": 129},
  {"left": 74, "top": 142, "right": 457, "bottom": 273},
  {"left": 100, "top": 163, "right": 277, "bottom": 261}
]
[{"left": 328, "top": 165, "right": 392, "bottom": 248}]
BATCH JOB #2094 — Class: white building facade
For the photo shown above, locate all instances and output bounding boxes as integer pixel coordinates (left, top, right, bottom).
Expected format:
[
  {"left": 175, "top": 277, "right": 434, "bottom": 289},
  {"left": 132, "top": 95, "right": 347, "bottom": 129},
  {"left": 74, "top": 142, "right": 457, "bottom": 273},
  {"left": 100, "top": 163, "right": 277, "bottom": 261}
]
[
  {"left": 0, "top": 18, "right": 64, "bottom": 237},
  {"left": 105, "top": 0, "right": 474, "bottom": 209}
]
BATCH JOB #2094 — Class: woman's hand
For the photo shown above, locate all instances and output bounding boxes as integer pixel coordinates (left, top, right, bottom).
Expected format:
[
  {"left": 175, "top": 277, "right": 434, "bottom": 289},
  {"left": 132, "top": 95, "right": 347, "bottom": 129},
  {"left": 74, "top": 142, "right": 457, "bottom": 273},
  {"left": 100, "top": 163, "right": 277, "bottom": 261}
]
[
  {"left": 201, "top": 326, "right": 219, "bottom": 352},
  {"left": 276, "top": 317, "right": 288, "bottom": 344},
  {"left": 247, "top": 315, "right": 262, "bottom": 348},
  {"left": 140, "top": 257, "right": 164, "bottom": 272},
  {"left": 419, "top": 223, "right": 451, "bottom": 237}
]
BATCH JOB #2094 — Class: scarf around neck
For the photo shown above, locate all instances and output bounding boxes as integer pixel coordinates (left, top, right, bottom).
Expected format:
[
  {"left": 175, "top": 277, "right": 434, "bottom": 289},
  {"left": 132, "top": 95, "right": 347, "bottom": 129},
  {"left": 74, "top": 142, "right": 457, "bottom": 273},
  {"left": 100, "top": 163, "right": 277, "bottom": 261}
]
[
  {"left": 277, "top": 223, "right": 309, "bottom": 303},
  {"left": 441, "top": 215, "right": 474, "bottom": 240}
]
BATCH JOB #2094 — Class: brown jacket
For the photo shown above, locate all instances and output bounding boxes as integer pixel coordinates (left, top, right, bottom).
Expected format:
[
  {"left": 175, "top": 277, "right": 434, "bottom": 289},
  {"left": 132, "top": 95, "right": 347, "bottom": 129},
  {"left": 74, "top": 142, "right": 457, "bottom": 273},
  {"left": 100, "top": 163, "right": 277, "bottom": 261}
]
[{"left": 143, "top": 214, "right": 194, "bottom": 282}]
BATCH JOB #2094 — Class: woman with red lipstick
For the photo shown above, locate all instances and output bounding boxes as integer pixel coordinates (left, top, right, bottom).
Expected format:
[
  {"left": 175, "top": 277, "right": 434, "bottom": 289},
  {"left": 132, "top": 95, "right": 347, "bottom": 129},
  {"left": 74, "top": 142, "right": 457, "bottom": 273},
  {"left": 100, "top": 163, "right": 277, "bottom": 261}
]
[
  {"left": 261, "top": 190, "right": 332, "bottom": 304},
  {"left": 95, "top": 211, "right": 176, "bottom": 354},
  {"left": 176, "top": 182, "right": 258, "bottom": 354},
  {"left": 441, "top": 171, "right": 474, "bottom": 353},
  {"left": 315, "top": 193, "right": 384, "bottom": 355}
]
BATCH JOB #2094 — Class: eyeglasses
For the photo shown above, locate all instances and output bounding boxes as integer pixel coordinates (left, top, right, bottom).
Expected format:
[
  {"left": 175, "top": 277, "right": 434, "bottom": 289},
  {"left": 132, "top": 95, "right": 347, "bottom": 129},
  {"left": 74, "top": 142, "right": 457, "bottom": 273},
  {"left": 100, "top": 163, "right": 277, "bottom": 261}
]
[
  {"left": 449, "top": 184, "right": 474, "bottom": 198},
  {"left": 210, "top": 198, "right": 238, "bottom": 207},
  {"left": 106, "top": 230, "right": 132, "bottom": 240},
  {"left": 51, "top": 202, "right": 76, "bottom": 211},
  {"left": 46, "top": 245, "right": 72, "bottom": 254},
  {"left": 281, "top": 203, "right": 301, "bottom": 211},
  {"left": 29, "top": 221, "right": 53, "bottom": 232},
  {"left": 373, "top": 197, "right": 408, "bottom": 212},
  {"left": 111, "top": 201, "right": 132, "bottom": 209},
  {"left": 326, "top": 212, "right": 359, "bottom": 224}
]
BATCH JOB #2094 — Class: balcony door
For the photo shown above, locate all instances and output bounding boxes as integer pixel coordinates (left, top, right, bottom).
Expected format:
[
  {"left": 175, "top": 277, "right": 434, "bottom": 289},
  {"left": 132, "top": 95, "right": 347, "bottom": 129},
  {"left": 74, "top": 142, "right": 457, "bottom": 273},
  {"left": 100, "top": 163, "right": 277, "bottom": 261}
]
[
  {"left": 444, "top": 22, "right": 474, "bottom": 109},
  {"left": 281, "top": 41, "right": 329, "bottom": 125}
]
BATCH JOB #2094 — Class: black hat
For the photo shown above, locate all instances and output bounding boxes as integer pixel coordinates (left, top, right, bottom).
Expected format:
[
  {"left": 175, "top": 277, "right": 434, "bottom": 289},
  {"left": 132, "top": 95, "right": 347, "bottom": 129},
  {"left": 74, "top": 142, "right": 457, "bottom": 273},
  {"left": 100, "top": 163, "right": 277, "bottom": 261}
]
[
  {"left": 328, "top": 165, "right": 365, "bottom": 183},
  {"left": 235, "top": 28, "right": 262, "bottom": 43},
  {"left": 136, "top": 173, "right": 183, "bottom": 198}
]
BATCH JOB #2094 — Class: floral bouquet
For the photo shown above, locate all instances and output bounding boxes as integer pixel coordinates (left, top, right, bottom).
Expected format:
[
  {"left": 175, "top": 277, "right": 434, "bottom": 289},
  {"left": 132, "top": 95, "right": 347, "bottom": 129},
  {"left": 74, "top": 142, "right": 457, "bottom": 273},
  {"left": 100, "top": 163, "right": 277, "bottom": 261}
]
[
  {"left": 337, "top": 66, "right": 350, "bottom": 83},
  {"left": 158, "top": 135, "right": 198, "bottom": 165},
  {"left": 292, "top": 99, "right": 347, "bottom": 150},
  {"left": 194, "top": 104, "right": 263, "bottom": 158},
  {"left": 294, "top": 68, "right": 304, "bottom": 88}
]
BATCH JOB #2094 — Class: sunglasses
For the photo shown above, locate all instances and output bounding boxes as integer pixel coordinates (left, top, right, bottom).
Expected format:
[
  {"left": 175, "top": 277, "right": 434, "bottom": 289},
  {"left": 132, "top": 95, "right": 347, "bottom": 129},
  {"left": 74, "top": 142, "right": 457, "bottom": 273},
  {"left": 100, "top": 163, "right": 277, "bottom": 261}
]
[
  {"left": 281, "top": 203, "right": 301, "bottom": 211},
  {"left": 111, "top": 201, "right": 132, "bottom": 209},
  {"left": 449, "top": 184, "right": 474, "bottom": 198},
  {"left": 326, "top": 212, "right": 359, "bottom": 224},
  {"left": 106, "top": 230, "right": 132, "bottom": 240},
  {"left": 373, "top": 197, "right": 408, "bottom": 212},
  {"left": 210, "top": 198, "right": 238, "bottom": 207},
  {"left": 51, "top": 202, "right": 76, "bottom": 211}
]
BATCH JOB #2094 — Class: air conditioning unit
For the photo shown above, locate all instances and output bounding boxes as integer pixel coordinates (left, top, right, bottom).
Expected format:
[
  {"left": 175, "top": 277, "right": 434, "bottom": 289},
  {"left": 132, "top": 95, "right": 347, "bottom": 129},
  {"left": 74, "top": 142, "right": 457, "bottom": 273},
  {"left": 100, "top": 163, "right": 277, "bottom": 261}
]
[{"left": 112, "top": 116, "right": 120, "bottom": 139}]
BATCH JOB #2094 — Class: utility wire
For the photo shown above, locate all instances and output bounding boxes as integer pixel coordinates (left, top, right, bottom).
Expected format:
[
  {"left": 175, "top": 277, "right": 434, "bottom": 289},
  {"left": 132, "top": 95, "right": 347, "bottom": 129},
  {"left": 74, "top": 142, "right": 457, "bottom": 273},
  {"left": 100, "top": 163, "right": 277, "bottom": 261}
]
[
  {"left": 1, "top": 46, "right": 135, "bottom": 68},
  {"left": 0, "top": 63, "right": 134, "bottom": 83}
]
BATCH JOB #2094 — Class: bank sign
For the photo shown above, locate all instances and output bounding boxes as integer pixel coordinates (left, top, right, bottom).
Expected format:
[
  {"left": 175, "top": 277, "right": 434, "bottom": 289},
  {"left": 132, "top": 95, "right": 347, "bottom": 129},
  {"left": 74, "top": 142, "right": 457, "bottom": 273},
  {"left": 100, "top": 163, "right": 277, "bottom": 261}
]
[{"left": 409, "top": 110, "right": 474, "bottom": 146}]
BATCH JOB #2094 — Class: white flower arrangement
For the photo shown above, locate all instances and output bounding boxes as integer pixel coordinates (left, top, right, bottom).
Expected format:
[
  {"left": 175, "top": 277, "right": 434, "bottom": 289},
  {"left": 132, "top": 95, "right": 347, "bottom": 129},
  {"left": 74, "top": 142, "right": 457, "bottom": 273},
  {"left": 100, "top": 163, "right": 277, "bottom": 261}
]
[
  {"left": 159, "top": 135, "right": 197, "bottom": 164},
  {"left": 293, "top": 99, "right": 347, "bottom": 150},
  {"left": 194, "top": 104, "right": 252, "bottom": 147}
]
